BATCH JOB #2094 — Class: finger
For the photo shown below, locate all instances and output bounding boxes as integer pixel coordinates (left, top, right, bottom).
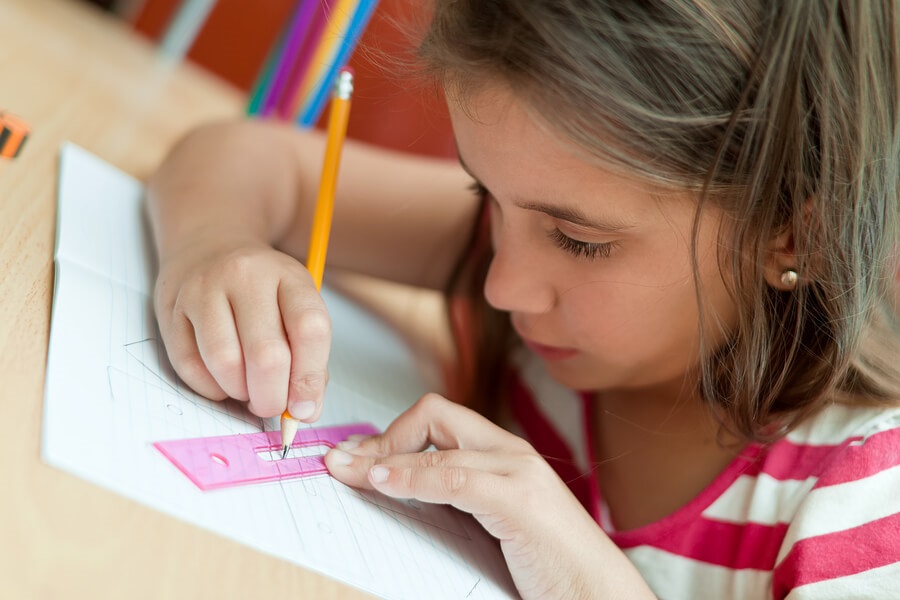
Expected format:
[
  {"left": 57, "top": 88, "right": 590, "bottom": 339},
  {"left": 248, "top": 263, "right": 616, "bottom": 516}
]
[
  {"left": 368, "top": 462, "right": 508, "bottom": 516},
  {"left": 230, "top": 287, "right": 291, "bottom": 418},
  {"left": 325, "top": 447, "right": 518, "bottom": 490},
  {"left": 158, "top": 311, "right": 228, "bottom": 401},
  {"left": 343, "top": 434, "right": 371, "bottom": 444},
  {"left": 279, "top": 276, "right": 331, "bottom": 422},
  {"left": 351, "top": 393, "right": 530, "bottom": 457},
  {"left": 187, "top": 294, "right": 250, "bottom": 401}
]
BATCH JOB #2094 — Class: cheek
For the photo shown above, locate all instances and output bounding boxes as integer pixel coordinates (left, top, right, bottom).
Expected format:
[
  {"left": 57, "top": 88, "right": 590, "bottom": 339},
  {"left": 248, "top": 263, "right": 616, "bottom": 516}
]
[
  {"left": 696, "top": 260, "right": 739, "bottom": 343},
  {"left": 563, "top": 280, "right": 692, "bottom": 337},
  {"left": 559, "top": 254, "right": 701, "bottom": 348},
  {"left": 488, "top": 196, "right": 501, "bottom": 249},
  {"left": 559, "top": 244, "right": 737, "bottom": 369}
]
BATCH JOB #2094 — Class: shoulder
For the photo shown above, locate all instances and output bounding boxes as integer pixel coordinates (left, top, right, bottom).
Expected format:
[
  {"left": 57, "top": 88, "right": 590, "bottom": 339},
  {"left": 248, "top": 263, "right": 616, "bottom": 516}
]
[
  {"left": 787, "top": 402, "right": 900, "bottom": 446},
  {"left": 767, "top": 402, "right": 900, "bottom": 481},
  {"left": 771, "top": 404, "right": 900, "bottom": 598}
]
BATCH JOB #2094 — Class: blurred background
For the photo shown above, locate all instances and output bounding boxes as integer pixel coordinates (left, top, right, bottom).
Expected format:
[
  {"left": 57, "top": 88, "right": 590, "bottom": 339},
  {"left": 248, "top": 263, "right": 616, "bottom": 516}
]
[{"left": 79, "top": 0, "right": 455, "bottom": 159}]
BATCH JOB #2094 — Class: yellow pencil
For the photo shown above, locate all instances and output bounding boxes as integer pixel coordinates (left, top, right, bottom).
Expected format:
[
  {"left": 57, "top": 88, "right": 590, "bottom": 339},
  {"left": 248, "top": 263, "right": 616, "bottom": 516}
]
[{"left": 281, "top": 67, "right": 354, "bottom": 459}]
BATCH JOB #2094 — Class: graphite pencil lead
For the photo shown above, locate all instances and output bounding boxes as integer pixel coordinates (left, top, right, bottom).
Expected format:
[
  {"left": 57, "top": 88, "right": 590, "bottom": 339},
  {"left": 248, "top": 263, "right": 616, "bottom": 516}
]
[{"left": 281, "top": 445, "right": 290, "bottom": 460}]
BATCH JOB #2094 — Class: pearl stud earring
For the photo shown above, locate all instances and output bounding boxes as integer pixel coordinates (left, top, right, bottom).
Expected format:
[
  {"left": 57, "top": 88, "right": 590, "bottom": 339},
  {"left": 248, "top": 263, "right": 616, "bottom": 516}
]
[{"left": 780, "top": 269, "right": 799, "bottom": 288}]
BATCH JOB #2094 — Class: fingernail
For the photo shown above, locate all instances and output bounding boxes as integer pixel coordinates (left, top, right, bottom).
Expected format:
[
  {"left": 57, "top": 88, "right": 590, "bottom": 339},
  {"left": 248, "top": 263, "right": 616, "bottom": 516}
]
[
  {"left": 369, "top": 465, "right": 390, "bottom": 484},
  {"left": 328, "top": 449, "right": 353, "bottom": 466},
  {"left": 289, "top": 400, "right": 316, "bottom": 420},
  {"left": 337, "top": 439, "right": 359, "bottom": 451}
]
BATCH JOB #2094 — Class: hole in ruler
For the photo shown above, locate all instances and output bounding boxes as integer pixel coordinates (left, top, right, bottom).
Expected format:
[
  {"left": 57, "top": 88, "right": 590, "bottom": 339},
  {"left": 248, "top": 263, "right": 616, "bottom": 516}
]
[
  {"left": 166, "top": 404, "right": 183, "bottom": 415},
  {"left": 258, "top": 444, "right": 332, "bottom": 461},
  {"left": 210, "top": 453, "right": 229, "bottom": 467}
]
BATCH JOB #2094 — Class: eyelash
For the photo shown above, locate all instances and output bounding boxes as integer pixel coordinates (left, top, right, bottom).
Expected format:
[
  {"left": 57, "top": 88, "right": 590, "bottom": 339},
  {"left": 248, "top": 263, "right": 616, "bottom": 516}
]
[
  {"left": 548, "top": 229, "right": 617, "bottom": 260},
  {"left": 468, "top": 181, "right": 617, "bottom": 261}
]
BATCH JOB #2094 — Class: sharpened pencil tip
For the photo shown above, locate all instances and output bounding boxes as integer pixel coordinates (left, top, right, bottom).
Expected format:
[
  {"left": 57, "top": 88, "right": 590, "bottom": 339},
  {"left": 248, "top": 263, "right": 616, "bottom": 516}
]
[{"left": 281, "top": 445, "right": 290, "bottom": 460}]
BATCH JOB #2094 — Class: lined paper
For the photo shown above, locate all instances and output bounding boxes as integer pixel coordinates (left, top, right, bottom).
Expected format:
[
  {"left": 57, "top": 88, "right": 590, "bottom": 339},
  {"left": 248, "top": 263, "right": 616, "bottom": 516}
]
[{"left": 42, "top": 143, "right": 515, "bottom": 599}]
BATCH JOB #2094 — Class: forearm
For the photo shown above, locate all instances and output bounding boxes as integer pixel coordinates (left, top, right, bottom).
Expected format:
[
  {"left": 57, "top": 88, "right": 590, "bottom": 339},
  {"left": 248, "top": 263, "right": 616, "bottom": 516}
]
[
  {"left": 145, "top": 119, "right": 339, "bottom": 418},
  {"left": 579, "top": 529, "right": 657, "bottom": 599},
  {"left": 146, "top": 119, "right": 321, "bottom": 264},
  {"left": 147, "top": 117, "right": 479, "bottom": 290}
]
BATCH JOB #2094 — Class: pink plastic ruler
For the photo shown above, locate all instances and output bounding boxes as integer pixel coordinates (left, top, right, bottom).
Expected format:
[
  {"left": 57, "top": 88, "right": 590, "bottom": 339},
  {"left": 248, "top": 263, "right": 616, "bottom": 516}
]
[{"left": 153, "top": 422, "right": 379, "bottom": 491}]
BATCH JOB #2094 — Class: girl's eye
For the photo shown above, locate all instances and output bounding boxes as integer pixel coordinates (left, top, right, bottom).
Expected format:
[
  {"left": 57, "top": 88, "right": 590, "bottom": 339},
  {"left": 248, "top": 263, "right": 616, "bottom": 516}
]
[
  {"left": 471, "top": 180, "right": 616, "bottom": 261},
  {"left": 549, "top": 228, "right": 617, "bottom": 260}
]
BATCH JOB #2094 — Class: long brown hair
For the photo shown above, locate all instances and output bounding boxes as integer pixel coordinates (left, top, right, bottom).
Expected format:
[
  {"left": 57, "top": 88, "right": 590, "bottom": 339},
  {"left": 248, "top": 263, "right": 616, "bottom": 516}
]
[{"left": 420, "top": 0, "right": 900, "bottom": 440}]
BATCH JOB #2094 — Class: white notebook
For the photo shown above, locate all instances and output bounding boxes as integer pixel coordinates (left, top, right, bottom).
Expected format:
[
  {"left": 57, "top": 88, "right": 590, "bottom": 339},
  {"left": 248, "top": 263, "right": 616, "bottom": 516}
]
[{"left": 42, "top": 143, "right": 515, "bottom": 599}]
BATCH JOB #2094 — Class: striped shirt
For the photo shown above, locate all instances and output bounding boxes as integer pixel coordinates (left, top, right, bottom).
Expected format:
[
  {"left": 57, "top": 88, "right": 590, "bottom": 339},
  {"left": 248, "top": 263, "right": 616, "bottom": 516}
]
[{"left": 505, "top": 350, "right": 900, "bottom": 599}]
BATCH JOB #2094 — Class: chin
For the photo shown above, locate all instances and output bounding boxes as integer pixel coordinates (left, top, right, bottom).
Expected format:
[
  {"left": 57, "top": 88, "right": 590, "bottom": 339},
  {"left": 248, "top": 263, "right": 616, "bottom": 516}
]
[{"left": 540, "top": 361, "right": 609, "bottom": 392}]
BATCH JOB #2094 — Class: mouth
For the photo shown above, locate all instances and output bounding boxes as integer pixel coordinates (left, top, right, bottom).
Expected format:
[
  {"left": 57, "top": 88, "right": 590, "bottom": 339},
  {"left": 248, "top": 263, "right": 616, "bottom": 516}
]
[
  {"left": 519, "top": 336, "right": 579, "bottom": 361},
  {"left": 513, "top": 324, "right": 578, "bottom": 361},
  {"left": 511, "top": 317, "right": 580, "bottom": 361}
]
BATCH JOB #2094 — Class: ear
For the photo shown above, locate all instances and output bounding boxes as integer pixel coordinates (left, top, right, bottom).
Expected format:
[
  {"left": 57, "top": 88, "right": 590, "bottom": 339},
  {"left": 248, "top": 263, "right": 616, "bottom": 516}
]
[{"left": 763, "top": 224, "right": 800, "bottom": 291}]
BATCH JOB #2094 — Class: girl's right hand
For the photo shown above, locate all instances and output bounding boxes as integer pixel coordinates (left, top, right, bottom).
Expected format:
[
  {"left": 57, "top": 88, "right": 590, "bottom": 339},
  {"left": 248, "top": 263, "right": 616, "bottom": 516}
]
[{"left": 153, "top": 239, "right": 331, "bottom": 421}]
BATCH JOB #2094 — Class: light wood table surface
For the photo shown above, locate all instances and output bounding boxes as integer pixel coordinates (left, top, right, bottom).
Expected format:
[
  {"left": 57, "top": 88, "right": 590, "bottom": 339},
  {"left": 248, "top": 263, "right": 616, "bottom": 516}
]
[{"left": 0, "top": 0, "right": 380, "bottom": 597}]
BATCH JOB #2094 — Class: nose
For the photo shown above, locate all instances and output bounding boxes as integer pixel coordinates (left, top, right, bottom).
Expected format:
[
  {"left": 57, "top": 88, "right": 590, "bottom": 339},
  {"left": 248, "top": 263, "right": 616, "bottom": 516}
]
[{"left": 483, "top": 231, "right": 556, "bottom": 314}]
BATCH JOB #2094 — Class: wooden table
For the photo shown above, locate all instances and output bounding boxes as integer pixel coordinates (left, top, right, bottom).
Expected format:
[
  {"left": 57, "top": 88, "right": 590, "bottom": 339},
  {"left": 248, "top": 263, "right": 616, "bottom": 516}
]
[{"left": 0, "top": 1, "right": 376, "bottom": 596}]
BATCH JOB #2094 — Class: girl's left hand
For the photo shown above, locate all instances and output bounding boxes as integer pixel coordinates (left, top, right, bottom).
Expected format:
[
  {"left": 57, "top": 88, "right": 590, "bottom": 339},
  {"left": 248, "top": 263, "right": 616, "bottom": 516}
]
[{"left": 324, "top": 393, "right": 654, "bottom": 599}]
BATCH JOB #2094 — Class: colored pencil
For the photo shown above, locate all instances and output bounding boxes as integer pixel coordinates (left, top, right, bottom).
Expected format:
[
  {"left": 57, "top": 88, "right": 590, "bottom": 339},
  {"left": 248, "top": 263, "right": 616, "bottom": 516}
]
[{"left": 248, "top": 0, "right": 376, "bottom": 127}]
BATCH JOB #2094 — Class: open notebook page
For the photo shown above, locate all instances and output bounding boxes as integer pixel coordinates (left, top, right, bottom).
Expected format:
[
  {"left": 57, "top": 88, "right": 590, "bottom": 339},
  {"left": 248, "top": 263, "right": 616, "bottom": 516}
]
[{"left": 42, "top": 143, "right": 515, "bottom": 599}]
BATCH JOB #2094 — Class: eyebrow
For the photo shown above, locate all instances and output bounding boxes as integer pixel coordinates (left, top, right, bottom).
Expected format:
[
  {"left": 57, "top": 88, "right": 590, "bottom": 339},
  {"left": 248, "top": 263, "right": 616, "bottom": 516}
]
[
  {"left": 457, "top": 152, "right": 636, "bottom": 233},
  {"left": 514, "top": 200, "right": 634, "bottom": 232}
]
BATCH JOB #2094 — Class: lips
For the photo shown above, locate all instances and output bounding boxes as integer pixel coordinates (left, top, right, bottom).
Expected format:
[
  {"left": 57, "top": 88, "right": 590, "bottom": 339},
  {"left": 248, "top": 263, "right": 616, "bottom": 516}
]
[
  {"left": 521, "top": 338, "right": 579, "bottom": 361},
  {"left": 511, "top": 318, "right": 579, "bottom": 361}
]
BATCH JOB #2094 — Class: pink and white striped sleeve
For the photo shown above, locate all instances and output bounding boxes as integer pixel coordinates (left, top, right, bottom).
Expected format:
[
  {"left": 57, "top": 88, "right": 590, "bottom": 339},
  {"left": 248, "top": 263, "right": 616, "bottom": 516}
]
[{"left": 772, "top": 413, "right": 900, "bottom": 599}]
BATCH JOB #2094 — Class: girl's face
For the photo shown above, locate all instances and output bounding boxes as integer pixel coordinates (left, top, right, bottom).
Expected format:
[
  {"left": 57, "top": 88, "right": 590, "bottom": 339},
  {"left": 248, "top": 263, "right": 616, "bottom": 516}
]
[{"left": 449, "top": 86, "right": 739, "bottom": 392}]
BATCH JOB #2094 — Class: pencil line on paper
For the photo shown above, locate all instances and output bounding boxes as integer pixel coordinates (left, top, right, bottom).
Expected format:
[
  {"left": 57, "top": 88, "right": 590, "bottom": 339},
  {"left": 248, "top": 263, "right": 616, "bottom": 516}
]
[{"left": 122, "top": 338, "right": 261, "bottom": 430}]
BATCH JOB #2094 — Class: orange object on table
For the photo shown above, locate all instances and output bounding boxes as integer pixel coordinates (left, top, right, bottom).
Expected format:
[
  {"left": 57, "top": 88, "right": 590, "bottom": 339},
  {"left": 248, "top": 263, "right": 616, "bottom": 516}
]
[{"left": 0, "top": 111, "right": 30, "bottom": 159}]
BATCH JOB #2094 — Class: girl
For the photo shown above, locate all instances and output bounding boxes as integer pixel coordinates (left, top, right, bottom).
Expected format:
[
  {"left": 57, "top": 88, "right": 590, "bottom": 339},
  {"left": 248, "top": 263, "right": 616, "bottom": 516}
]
[{"left": 147, "top": 1, "right": 900, "bottom": 597}]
